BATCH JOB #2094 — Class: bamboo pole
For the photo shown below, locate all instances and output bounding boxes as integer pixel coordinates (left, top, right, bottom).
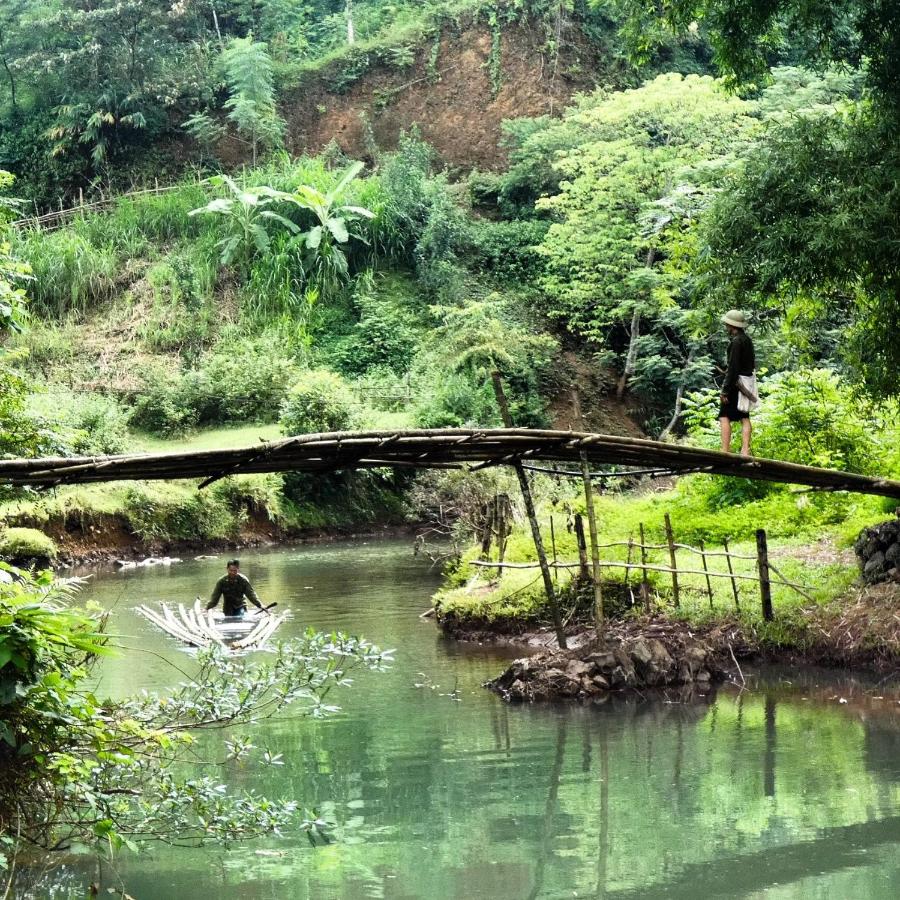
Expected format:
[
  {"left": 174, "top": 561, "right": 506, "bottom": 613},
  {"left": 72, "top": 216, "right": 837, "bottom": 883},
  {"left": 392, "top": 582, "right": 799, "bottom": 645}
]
[
  {"left": 699, "top": 540, "right": 714, "bottom": 609},
  {"left": 664, "top": 513, "right": 680, "bottom": 608},
  {"left": 492, "top": 373, "right": 567, "bottom": 649},
  {"left": 723, "top": 537, "right": 741, "bottom": 611},
  {"left": 572, "top": 391, "right": 604, "bottom": 633},
  {"left": 550, "top": 514, "right": 558, "bottom": 584},
  {"left": 757, "top": 529, "right": 774, "bottom": 622},
  {"left": 574, "top": 514, "right": 590, "bottom": 580},
  {"left": 625, "top": 535, "right": 635, "bottom": 606},
  {"left": 2, "top": 428, "right": 900, "bottom": 498},
  {"left": 497, "top": 493, "right": 509, "bottom": 571}
]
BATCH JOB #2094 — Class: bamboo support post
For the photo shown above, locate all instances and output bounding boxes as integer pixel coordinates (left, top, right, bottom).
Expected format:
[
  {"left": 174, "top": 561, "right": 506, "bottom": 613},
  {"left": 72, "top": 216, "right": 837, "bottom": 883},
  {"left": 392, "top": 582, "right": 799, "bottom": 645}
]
[
  {"left": 664, "top": 513, "right": 680, "bottom": 608},
  {"left": 723, "top": 537, "right": 741, "bottom": 611},
  {"left": 479, "top": 499, "right": 494, "bottom": 561},
  {"left": 493, "top": 373, "right": 567, "bottom": 649},
  {"left": 574, "top": 514, "right": 590, "bottom": 580},
  {"left": 699, "top": 540, "right": 714, "bottom": 609},
  {"left": 639, "top": 522, "right": 650, "bottom": 613},
  {"left": 550, "top": 514, "right": 558, "bottom": 584},
  {"left": 572, "top": 390, "right": 604, "bottom": 632},
  {"left": 756, "top": 528, "right": 774, "bottom": 621}
]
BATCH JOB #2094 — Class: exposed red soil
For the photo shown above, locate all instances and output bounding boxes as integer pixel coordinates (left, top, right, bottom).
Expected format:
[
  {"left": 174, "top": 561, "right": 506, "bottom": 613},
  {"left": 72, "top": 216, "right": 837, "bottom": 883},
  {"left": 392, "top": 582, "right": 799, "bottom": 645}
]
[{"left": 270, "top": 19, "right": 602, "bottom": 171}]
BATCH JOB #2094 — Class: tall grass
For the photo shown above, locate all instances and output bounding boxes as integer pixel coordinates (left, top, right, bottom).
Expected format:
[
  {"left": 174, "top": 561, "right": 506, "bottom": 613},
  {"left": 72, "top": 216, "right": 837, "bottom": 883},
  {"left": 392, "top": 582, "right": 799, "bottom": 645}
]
[{"left": 18, "top": 229, "right": 118, "bottom": 318}]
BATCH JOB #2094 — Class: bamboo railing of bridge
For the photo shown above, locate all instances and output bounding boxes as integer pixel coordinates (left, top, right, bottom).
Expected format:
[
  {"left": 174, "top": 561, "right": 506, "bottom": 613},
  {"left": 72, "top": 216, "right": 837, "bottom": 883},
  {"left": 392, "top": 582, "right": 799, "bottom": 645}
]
[{"left": 2, "top": 428, "right": 900, "bottom": 498}]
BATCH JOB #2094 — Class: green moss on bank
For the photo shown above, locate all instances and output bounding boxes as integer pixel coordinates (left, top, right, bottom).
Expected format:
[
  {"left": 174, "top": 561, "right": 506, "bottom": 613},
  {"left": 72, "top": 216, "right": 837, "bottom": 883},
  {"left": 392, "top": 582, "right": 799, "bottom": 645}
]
[{"left": 0, "top": 527, "right": 58, "bottom": 562}]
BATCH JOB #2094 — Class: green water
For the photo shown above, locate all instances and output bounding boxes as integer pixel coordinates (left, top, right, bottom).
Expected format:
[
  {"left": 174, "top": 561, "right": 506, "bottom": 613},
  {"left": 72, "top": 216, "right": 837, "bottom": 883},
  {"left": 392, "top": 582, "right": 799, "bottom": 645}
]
[{"left": 36, "top": 540, "right": 900, "bottom": 897}]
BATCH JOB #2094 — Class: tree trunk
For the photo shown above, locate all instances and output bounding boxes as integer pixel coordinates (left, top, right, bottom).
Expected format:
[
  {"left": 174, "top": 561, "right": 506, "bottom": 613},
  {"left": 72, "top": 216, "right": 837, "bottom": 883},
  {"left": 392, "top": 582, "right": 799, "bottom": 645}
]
[
  {"left": 616, "top": 247, "right": 656, "bottom": 401},
  {"left": 616, "top": 307, "right": 640, "bottom": 400},
  {"left": 346, "top": 1, "right": 356, "bottom": 45},
  {"left": 658, "top": 348, "right": 694, "bottom": 441}
]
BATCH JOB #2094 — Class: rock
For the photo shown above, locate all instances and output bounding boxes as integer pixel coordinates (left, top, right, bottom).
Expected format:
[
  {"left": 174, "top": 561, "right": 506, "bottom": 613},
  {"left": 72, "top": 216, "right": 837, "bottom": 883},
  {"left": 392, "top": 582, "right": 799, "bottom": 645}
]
[
  {"left": 648, "top": 639, "right": 674, "bottom": 668},
  {"left": 682, "top": 646, "right": 707, "bottom": 678},
  {"left": 630, "top": 640, "right": 653, "bottom": 667},
  {"left": 591, "top": 674, "right": 609, "bottom": 690},
  {"left": 566, "top": 659, "right": 592, "bottom": 679},
  {"left": 864, "top": 552, "right": 887, "bottom": 581},
  {"left": 586, "top": 651, "right": 617, "bottom": 672},
  {"left": 696, "top": 670, "right": 711, "bottom": 682}
]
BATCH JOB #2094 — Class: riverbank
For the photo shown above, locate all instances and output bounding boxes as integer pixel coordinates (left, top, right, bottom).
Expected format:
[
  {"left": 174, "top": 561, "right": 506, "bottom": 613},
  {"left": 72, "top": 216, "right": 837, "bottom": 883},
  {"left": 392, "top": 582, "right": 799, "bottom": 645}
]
[{"left": 438, "top": 578, "right": 900, "bottom": 702}]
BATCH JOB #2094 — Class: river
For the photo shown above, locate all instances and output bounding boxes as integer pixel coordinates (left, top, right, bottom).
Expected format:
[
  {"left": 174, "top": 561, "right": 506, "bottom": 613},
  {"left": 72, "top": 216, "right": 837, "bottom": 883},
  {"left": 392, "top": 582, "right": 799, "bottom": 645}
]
[{"left": 31, "top": 539, "right": 900, "bottom": 898}]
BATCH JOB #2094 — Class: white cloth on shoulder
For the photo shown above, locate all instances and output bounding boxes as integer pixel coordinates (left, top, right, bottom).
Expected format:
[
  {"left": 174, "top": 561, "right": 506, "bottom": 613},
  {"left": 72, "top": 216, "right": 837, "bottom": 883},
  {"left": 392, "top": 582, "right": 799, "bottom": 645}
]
[{"left": 736, "top": 374, "right": 759, "bottom": 413}]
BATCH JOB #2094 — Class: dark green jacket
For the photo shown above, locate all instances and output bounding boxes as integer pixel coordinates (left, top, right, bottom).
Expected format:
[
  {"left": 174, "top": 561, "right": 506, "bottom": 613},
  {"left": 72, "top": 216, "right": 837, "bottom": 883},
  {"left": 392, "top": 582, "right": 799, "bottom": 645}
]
[{"left": 207, "top": 573, "right": 261, "bottom": 615}]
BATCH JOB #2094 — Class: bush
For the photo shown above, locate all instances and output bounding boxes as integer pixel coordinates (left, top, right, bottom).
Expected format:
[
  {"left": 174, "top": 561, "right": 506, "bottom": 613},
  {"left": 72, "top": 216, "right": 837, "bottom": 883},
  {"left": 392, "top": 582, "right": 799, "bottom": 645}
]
[
  {"left": 128, "top": 364, "right": 199, "bottom": 437},
  {"left": 0, "top": 528, "right": 58, "bottom": 562},
  {"left": 122, "top": 484, "right": 239, "bottom": 542},
  {"left": 330, "top": 272, "right": 422, "bottom": 375},
  {"left": 464, "top": 219, "right": 549, "bottom": 284},
  {"left": 56, "top": 394, "right": 131, "bottom": 455},
  {"left": 129, "top": 338, "right": 300, "bottom": 436},
  {"left": 279, "top": 369, "right": 359, "bottom": 435}
]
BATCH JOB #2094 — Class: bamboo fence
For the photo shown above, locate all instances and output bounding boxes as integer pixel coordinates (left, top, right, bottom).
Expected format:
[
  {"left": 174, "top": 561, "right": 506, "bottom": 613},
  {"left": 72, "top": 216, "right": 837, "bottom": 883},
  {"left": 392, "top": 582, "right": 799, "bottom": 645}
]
[{"left": 471, "top": 516, "right": 802, "bottom": 621}]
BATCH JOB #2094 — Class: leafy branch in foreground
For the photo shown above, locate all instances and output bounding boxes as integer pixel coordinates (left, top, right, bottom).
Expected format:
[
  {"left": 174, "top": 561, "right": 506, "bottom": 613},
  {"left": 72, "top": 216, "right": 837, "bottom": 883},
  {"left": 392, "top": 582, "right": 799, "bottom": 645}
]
[{"left": 1, "top": 567, "right": 392, "bottom": 889}]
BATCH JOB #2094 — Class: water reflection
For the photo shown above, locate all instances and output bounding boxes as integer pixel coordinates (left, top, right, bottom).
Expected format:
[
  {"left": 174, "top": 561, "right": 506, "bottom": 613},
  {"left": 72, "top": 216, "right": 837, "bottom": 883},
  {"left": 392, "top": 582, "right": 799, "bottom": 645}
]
[{"left": 17, "top": 541, "right": 900, "bottom": 898}]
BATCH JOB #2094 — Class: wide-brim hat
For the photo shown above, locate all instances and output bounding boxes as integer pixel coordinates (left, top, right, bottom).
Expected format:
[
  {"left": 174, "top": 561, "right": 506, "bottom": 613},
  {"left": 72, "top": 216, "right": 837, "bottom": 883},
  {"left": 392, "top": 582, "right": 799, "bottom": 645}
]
[{"left": 721, "top": 309, "right": 749, "bottom": 329}]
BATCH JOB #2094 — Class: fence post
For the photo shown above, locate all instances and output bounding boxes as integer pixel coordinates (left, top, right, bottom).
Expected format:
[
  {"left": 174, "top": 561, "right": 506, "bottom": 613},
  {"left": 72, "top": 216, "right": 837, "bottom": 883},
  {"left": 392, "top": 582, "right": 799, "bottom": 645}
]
[
  {"left": 625, "top": 535, "right": 635, "bottom": 606},
  {"left": 723, "top": 537, "right": 740, "bottom": 611},
  {"left": 699, "top": 539, "right": 714, "bottom": 609},
  {"left": 574, "top": 514, "right": 590, "bottom": 581},
  {"left": 664, "top": 513, "right": 680, "bottom": 608},
  {"left": 639, "top": 522, "right": 650, "bottom": 613},
  {"left": 479, "top": 499, "right": 495, "bottom": 561},
  {"left": 756, "top": 528, "right": 774, "bottom": 621}
]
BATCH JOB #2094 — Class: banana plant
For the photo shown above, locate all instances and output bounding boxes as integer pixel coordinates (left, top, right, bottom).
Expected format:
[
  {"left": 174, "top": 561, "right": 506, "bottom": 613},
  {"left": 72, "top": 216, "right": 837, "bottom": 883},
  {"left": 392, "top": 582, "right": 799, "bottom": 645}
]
[
  {"left": 279, "top": 161, "right": 374, "bottom": 298},
  {"left": 189, "top": 174, "right": 300, "bottom": 267}
]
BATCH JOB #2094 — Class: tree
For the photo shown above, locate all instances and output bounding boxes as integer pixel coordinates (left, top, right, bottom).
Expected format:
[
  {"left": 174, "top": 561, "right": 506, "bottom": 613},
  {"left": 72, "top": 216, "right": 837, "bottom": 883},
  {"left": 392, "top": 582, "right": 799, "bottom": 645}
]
[
  {"left": 220, "top": 36, "right": 284, "bottom": 166},
  {"left": 607, "top": 0, "right": 899, "bottom": 108},
  {"left": 699, "top": 108, "right": 900, "bottom": 398},
  {"left": 536, "top": 74, "right": 753, "bottom": 404}
]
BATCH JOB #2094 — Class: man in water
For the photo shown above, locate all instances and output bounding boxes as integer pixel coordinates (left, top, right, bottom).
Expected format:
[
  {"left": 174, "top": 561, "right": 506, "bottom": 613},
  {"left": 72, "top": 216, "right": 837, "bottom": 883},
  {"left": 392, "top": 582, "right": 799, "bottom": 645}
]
[
  {"left": 207, "top": 559, "right": 266, "bottom": 617},
  {"left": 718, "top": 309, "right": 756, "bottom": 457}
]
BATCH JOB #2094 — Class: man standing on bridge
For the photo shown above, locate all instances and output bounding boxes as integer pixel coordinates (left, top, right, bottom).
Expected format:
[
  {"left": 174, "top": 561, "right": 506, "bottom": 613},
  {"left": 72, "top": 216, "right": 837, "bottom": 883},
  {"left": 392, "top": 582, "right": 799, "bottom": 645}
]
[
  {"left": 718, "top": 309, "right": 757, "bottom": 457},
  {"left": 207, "top": 559, "right": 266, "bottom": 617}
]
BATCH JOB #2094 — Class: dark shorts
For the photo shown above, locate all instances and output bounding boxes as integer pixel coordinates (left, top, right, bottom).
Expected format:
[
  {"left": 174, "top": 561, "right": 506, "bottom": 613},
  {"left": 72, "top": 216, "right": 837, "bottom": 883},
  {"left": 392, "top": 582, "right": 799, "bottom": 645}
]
[{"left": 718, "top": 388, "right": 749, "bottom": 422}]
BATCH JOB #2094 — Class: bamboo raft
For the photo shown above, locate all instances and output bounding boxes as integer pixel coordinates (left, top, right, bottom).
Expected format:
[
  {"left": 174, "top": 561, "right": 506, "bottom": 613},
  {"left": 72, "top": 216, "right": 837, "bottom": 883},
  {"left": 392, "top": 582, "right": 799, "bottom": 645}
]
[
  {"left": 137, "top": 599, "right": 288, "bottom": 651},
  {"left": 2, "top": 428, "right": 900, "bottom": 498}
]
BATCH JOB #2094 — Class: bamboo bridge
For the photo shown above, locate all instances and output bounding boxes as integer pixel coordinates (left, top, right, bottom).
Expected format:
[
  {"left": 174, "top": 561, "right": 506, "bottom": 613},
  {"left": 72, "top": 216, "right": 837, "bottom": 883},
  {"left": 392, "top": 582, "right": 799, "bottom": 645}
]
[{"left": 2, "top": 428, "right": 900, "bottom": 498}]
